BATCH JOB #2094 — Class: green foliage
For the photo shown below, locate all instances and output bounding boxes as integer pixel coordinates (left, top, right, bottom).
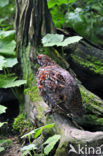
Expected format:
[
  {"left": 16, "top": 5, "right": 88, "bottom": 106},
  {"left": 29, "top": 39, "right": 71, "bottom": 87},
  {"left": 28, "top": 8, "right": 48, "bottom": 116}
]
[
  {"left": 42, "top": 34, "right": 64, "bottom": 47},
  {"left": 0, "top": 105, "right": 10, "bottom": 153},
  {"left": 0, "top": 139, "right": 12, "bottom": 153},
  {"left": 0, "top": 147, "right": 4, "bottom": 152},
  {"left": 0, "top": 56, "right": 6, "bottom": 70},
  {"left": 48, "top": 0, "right": 68, "bottom": 8},
  {"left": 42, "top": 33, "right": 82, "bottom": 58},
  {"left": 60, "top": 36, "right": 82, "bottom": 46},
  {"left": 3, "top": 58, "right": 17, "bottom": 68},
  {"left": 0, "top": 5, "right": 26, "bottom": 90},
  {"left": 0, "top": 4, "right": 26, "bottom": 140},
  {"left": 49, "top": 6, "right": 66, "bottom": 27},
  {"left": 21, "top": 123, "right": 61, "bottom": 155},
  {"left": 0, "top": 122, "right": 6, "bottom": 128},
  {"left": 0, "top": 105, "right": 7, "bottom": 114},
  {"left": 0, "top": 30, "right": 15, "bottom": 38},
  {"left": 21, "top": 144, "right": 38, "bottom": 156},
  {"left": 48, "top": 0, "right": 76, "bottom": 8},
  {"left": 44, "top": 134, "right": 61, "bottom": 155},
  {"left": 42, "top": 34, "right": 82, "bottom": 47},
  {"left": 0, "top": 139, "right": 12, "bottom": 146},
  {"left": 0, "top": 30, "right": 16, "bottom": 59},
  {"left": 21, "top": 123, "right": 55, "bottom": 139},
  {"left": 0, "top": 56, "right": 17, "bottom": 70},
  {"left": 48, "top": 0, "right": 103, "bottom": 46},
  {"left": 0, "top": 105, "right": 7, "bottom": 128},
  {"left": 21, "top": 144, "right": 37, "bottom": 152},
  {"left": 21, "top": 150, "right": 32, "bottom": 156},
  {"left": 0, "top": 0, "right": 9, "bottom": 8},
  {"left": 0, "top": 30, "right": 16, "bottom": 57},
  {"left": 47, "top": 0, "right": 76, "bottom": 27},
  {"left": 0, "top": 75, "right": 26, "bottom": 88},
  {"left": 0, "top": 40, "right": 16, "bottom": 55},
  {"left": 13, "top": 114, "right": 33, "bottom": 134},
  {"left": 0, "top": 0, "right": 15, "bottom": 30}
]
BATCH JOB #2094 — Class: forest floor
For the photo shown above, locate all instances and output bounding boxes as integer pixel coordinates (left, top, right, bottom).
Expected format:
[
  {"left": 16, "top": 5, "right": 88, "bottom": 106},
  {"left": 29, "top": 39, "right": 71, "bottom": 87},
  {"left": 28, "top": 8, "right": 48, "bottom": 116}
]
[{"left": 0, "top": 136, "right": 22, "bottom": 156}]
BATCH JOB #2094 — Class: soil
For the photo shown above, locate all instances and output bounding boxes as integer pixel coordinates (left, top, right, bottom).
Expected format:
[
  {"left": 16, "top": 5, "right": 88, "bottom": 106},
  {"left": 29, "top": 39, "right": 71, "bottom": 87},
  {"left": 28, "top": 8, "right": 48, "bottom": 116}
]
[
  {"left": 0, "top": 136, "right": 22, "bottom": 156},
  {"left": 0, "top": 90, "right": 22, "bottom": 156}
]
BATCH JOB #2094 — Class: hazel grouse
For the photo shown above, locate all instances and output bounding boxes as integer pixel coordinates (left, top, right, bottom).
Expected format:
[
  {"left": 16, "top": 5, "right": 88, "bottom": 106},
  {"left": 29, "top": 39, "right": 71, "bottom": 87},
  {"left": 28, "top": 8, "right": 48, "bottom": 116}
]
[{"left": 36, "top": 54, "right": 83, "bottom": 119}]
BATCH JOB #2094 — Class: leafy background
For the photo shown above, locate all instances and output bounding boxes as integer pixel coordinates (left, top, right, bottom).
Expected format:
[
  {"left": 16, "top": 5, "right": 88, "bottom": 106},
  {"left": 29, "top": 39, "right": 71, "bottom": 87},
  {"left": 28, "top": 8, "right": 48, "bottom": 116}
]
[
  {"left": 0, "top": 0, "right": 26, "bottom": 89},
  {"left": 48, "top": 0, "right": 103, "bottom": 47}
]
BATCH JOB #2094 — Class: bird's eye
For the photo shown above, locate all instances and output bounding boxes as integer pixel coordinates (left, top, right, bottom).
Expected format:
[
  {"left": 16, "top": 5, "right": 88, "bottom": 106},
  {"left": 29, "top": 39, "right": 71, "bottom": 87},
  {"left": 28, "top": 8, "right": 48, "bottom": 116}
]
[{"left": 37, "top": 56, "right": 42, "bottom": 59}]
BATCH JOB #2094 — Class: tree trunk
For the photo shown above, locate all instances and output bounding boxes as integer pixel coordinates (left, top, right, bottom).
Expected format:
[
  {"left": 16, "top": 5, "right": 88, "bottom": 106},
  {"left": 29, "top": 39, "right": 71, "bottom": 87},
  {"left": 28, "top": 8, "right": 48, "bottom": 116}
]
[
  {"left": 15, "top": 1, "right": 103, "bottom": 156},
  {"left": 15, "top": 0, "right": 55, "bottom": 80}
]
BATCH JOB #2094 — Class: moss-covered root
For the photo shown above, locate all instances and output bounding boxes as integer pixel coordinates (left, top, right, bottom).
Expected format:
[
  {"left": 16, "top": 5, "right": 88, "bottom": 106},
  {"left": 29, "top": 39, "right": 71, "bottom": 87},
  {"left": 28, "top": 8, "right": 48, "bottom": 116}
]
[
  {"left": 78, "top": 85, "right": 103, "bottom": 131},
  {"left": 71, "top": 54, "right": 103, "bottom": 75}
]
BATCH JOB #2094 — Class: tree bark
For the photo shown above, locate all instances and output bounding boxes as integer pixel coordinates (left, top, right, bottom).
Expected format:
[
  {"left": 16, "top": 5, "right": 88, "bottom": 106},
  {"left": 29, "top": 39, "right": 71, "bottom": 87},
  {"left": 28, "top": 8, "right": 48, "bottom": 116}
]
[{"left": 15, "top": 0, "right": 55, "bottom": 79}]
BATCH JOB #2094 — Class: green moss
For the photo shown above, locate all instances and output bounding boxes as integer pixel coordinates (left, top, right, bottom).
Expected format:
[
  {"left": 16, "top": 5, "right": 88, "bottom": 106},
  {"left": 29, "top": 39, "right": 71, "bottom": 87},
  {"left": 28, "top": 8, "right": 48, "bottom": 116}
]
[
  {"left": 71, "top": 54, "right": 103, "bottom": 74},
  {"left": 13, "top": 114, "right": 33, "bottom": 134},
  {"left": 80, "top": 85, "right": 103, "bottom": 115},
  {"left": 36, "top": 103, "right": 44, "bottom": 120},
  {"left": 20, "top": 44, "right": 36, "bottom": 87},
  {"left": 78, "top": 85, "right": 103, "bottom": 129},
  {"left": 19, "top": 103, "right": 24, "bottom": 113},
  {"left": 78, "top": 114, "right": 103, "bottom": 128},
  {"left": 24, "top": 86, "right": 42, "bottom": 102},
  {"left": 24, "top": 86, "right": 43, "bottom": 120}
]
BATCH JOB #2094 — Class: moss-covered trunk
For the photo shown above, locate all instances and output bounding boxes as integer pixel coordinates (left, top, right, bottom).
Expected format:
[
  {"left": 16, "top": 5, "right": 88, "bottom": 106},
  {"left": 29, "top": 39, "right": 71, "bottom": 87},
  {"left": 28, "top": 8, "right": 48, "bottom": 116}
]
[{"left": 15, "top": 0, "right": 55, "bottom": 82}]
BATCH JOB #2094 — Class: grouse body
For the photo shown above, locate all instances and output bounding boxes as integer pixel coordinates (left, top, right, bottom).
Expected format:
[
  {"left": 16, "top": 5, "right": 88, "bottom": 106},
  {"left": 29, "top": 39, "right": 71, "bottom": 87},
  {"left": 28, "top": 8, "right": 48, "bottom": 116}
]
[{"left": 36, "top": 54, "right": 83, "bottom": 118}]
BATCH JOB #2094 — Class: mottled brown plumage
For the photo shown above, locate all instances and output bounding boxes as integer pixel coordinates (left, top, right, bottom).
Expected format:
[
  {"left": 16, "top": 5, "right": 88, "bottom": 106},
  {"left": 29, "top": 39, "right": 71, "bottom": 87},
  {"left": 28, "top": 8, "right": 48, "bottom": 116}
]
[{"left": 36, "top": 54, "right": 83, "bottom": 118}]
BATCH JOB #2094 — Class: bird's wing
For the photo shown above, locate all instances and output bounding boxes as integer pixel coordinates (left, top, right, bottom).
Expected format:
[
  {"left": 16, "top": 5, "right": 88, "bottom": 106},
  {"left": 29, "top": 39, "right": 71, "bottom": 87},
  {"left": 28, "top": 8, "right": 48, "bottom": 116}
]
[{"left": 37, "top": 68, "right": 70, "bottom": 113}]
